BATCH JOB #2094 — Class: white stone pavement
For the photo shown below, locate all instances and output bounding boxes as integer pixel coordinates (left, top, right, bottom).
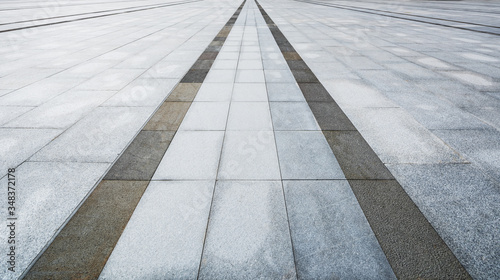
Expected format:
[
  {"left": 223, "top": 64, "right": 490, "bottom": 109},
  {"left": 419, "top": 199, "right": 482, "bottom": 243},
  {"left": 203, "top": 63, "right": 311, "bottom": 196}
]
[{"left": 0, "top": 0, "right": 499, "bottom": 279}]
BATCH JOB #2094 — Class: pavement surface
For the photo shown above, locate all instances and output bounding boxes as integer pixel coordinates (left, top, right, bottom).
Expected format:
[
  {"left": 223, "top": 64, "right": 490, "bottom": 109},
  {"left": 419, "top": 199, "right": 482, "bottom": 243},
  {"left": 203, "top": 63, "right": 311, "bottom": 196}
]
[{"left": 0, "top": 0, "right": 499, "bottom": 279}]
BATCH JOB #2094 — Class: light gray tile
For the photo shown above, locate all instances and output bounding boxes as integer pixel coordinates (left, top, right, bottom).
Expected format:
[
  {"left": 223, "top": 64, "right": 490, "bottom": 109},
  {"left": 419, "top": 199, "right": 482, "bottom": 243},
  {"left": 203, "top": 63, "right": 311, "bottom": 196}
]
[
  {"left": 0, "top": 128, "right": 62, "bottom": 174},
  {"left": 284, "top": 180, "right": 396, "bottom": 279},
  {"left": 237, "top": 59, "right": 263, "bottom": 70},
  {"left": 0, "top": 106, "right": 33, "bottom": 126},
  {"left": 322, "top": 79, "right": 396, "bottom": 108},
  {"left": 0, "top": 161, "right": 108, "bottom": 279},
  {"left": 218, "top": 131, "right": 280, "bottom": 180},
  {"left": 199, "top": 181, "right": 296, "bottom": 279},
  {"left": 179, "top": 102, "right": 230, "bottom": 131},
  {"left": 346, "top": 108, "right": 466, "bottom": 164},
  {"left": 102, "top": 78, "right": 177, "bottom": 107},
  {"left": 270, "top": 102, "right": 320, "bottom": 131},
  {"left": 267, "top": 83, "right": 305, "bottom": 102},
  {"left": 0, "top": 78, "right": 84, "bottom": 106},
  {"left": 99, "top": 181, "right": 214, "bottom": 279},
  {"left": 275, "top": 131, "right": 345, "bottom": 179},
  {"left": 195, "top": 83, "right": 233, "bottom": 102},
  {"left": 433, "top": 128, "right": 500, "bottom": 182},
  {"left": 264, "top": 70, "right": 296, "bottom": 83},
  {"left": 226, "top": 102, "right": 273, "bottom": 131},
  {"left": 5, "top": 91, "right": 114, "bottom": 128},
  {"left": 30, "top": 107, "right": 151, "bottom": 163},
  {"left": 387, "top": 163, "right": 500, "bottom": 280},
  {"left": 232, "top": 83, "right": 268, "bottom": 101},
  {"left": 75, "top": 69, "right": 143, "bottom": 91},
  {"left": 204, "top": 69, "right": 236, "bottom": 83},
  {"left": 153, "top": 131, "right": 224, "bottom": 180},
  {"left": 235, "top": 69, "right": 265, "bottom": 83}
]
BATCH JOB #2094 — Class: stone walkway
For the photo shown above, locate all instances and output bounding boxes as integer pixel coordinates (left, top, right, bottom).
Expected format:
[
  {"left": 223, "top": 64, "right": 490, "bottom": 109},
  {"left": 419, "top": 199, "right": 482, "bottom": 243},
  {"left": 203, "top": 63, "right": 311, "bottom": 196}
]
[{"left": 0, "top": 0, "right": 499, "bottom": 279}]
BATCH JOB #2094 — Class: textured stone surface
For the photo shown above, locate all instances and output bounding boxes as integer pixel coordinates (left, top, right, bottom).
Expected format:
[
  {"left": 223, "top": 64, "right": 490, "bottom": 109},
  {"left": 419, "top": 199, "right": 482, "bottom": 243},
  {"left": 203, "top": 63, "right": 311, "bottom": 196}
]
[
  {"left": 284, "top": 180, "right": 396, "bottom": 279},
  {"left": 99, "top": 181, "right": 214, "bottom": 279},
  {"left": 199, "top": 181, "right": 296, "bottom": 279},
  {"left": 25, "top": 180, "right": 149, "bottom": 280},
  {"left": 104, "top": 131, "right": 174, "bottom": 180},
  {"left": 275, "top": 131, "right": 344, "bottom": 179}
]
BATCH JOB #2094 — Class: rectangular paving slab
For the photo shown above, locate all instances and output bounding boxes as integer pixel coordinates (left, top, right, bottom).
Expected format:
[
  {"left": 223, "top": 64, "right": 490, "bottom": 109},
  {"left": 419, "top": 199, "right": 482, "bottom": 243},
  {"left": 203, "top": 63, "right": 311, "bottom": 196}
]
[{"left": 199, "top": 180, "right": 296, "bottom": 279}]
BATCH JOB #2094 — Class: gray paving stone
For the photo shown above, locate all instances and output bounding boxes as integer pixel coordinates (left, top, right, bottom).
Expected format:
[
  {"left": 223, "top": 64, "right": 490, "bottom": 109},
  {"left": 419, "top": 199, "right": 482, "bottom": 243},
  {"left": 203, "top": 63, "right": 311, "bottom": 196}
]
[
  {"left": 104, "top": 131, "right": 174, "bottom": 181},
  {"left": 267, "top": 83, "right": 305, "bottom": 101},
  {"left": 199, "top": 181, "right": 296, "bottom": 279},
  {"left": 0, "top": 77, "right": 84, "bottom": 106},
  {"left": 346, "top": 107, "right": 465, "bottom": 164},
  {"left": 323, "top": 131, "right": 394, "bottom": 180},
  {"left": 166, "top": 83, "right": 202, "bottom": 102},
  {"left": 30, "top": 107, "right": 151, "bottom": 163},
  {"left": 5, "top": 90, "right": 115, "bottom": 128},
  {"left": 179, "top": 102, "right": 230, "bottom": 131},
  {"left": 298, "top": 83, "right": 333, "bottom": 102},
  {"left": 218, "top": 130, "right": 281, "bottom": 180},
  {"left": 0, "top": 128, "right": 62, "bottom": 174},
  {"left": 232, "top": 83, "right": 268, "bottom": 101},
  {"left": 181, "top": 69, "right": 210, "bottom": 83},
  {"left": 322, "top": 79, "right": 395, "bottom": 108},
  {"left": 349, "top": 180, "right": 471, "bottom": 279},
  {"left": 283, "top": 180, "right": 396, "bottom": 279},
  {"left": 153, "top": 131, "right": 224, "bottom": 180},
  {"left": 99, "top": 181, "right": 214, "bottom": 279},
  {"left": 75, "top": 69, "right": 143, "bottom": 91},
  {"left": 226, "top": 102, "right": 273, "bottom": 131},
  {"left": 264, "top": 69, "right": 296, "bottom": 83},
  {"left": 433, "top": 128, "right": 500, "bottom": 182},
  {"left": 387, "top": 163, "right": 500, "bottom": 280},
  {"left": 404, "top": 103, "right": 490, "bottom": 130},
  {"left": 307, "top": 101, "right": 356, "bottom": 131},
  {"left": 462, "top": 106, "right": 500, "bottom": 131},
  {"left": 275, "top": 131, "right": 345, "bottom": 179},
  {"left": 270, "top": 102, "right": 320, "bottom": 131},
  {"left": 24, "top": 180, "right": 149, "bottom": 280},
  {"left": 194, "top": 83, "right": 233, "bottom": 102},
  {"left": 102, "top": 78, "right": 177, "bottom": 107},
  {"left": 143, "top": 102, "right": 191, "bottom": 131},
  {"left": 0, "top": 106, "right": 33, "bottom": 126}
]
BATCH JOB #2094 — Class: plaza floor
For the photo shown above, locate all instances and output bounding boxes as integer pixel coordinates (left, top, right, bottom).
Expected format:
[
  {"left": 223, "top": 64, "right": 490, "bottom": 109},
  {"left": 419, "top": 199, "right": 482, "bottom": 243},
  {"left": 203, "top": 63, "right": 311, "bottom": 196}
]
[{"left": 0, "top": 0, "right": 499, "bottom": 279}]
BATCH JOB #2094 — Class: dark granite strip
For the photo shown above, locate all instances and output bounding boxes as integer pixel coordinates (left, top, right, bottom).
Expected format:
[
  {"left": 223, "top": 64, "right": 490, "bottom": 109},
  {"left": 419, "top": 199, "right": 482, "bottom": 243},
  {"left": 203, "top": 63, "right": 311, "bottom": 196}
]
[
  {"left": 143, "top": 101, "right": 192, "bottom": 131},
  {"left": 166, "top": 83, "right": 202, "bottom": 101},
  {"left": 23, "top": 2, "right": 247, "bottom": 278},
  {"left": 293, "top": 0, "right": 500, "bottom": 36},
  {"left": 24, "top": 180, "right": 149, "bottom": 280},
  {"left": 255, "top": 1, "right": 471, "bottom": 279},
  {"left": 103, "top": 131, "right": 175, "bottom": 181},
  {"left": 323, "top": 131, "right": 393, "bottom": 180}
]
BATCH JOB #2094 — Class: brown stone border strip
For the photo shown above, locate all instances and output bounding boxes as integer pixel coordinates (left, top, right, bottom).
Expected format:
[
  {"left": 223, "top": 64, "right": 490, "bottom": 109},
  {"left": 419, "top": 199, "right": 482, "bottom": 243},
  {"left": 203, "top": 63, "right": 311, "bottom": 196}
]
[
  {"left": 22, "top": 2, "right": 246, "bottom": 279},
  {"left": 255, "top": 1, "right": 471, "bottom": 279}
]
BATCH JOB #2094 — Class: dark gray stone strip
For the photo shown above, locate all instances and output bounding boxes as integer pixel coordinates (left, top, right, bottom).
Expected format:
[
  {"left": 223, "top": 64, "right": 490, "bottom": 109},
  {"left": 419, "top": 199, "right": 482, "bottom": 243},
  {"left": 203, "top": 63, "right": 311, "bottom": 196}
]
[
  {"left": 255, "top": 1, "right": 471, "bottom": 279},
  {"left": 23, "top": 2, "right": 246, "bottom": 279}
]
